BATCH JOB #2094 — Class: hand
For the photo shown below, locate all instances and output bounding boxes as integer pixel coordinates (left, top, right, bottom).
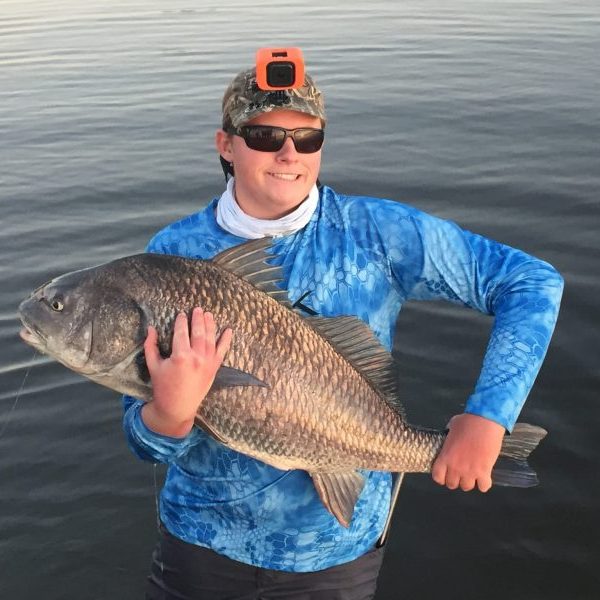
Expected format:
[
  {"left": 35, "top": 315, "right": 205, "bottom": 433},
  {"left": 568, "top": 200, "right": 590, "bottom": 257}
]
[
  {"left": 431, "top": 413, "right": 506, "bottom": 492},
  {"left": 141, "top": 308, "right": 233, "bottom": 438}
]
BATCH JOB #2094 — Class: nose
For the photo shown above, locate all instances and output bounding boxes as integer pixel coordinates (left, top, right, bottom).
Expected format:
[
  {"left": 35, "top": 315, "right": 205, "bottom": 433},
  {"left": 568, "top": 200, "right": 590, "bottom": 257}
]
[{"left": 275, "top": 136, "right": 299, "bottom": 161}]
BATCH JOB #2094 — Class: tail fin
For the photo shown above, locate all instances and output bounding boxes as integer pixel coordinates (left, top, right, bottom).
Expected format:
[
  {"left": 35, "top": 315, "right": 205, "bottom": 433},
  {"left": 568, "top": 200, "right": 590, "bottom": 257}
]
[{"left": 491, "top": 423, "right": 547, "bottom": 488}]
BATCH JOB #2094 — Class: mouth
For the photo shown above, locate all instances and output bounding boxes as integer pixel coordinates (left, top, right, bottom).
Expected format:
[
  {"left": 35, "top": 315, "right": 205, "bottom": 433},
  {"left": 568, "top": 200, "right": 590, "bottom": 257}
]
[
  {"left": 18, "top": 316, "right": 45, "bottom": 347},
  {"left": 268, "top": 172, "right": 300, "bottom": 182}
]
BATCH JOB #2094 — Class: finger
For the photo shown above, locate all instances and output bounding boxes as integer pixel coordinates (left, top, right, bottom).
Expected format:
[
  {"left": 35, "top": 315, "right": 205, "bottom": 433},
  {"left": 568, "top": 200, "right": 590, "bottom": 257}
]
[
  {"left": 190, "top": 307, "right": 205, "bottom": 348},
  {"left": 444, "top": 470, "right": 460, "bottom": 490},
  {"left": 431, "top": 460, "right": 447, "bottom": 486},
  {"left": 215, "top": 328, "right": 233, "bottom": 361},
  {"left": 444, "top": 414, "right": 459, "bottom": 430},
  {"left": 477, "top": 474, "right": 493, "bottom": 493},
  {"left": 172, "top": 312, "right": 191, "bottom": 354},
  {"left": 459, "top": 477, "right": 476, "bottom": 492},
  {"left": 203, "top": 312, "right": 216, "bottom": 353},
  {"left": 144, "top": 326, "right": 161, "bottom": 370}
]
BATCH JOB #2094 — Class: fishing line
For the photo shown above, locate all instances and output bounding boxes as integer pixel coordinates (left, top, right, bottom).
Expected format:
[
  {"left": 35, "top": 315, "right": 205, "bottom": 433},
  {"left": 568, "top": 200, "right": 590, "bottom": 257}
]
[
  {"left": 153, "top": 463, "right": 165, "bottom": 575},
  {"left": 153, "top": 463, "right": 160, "bottom": 530},
  {"left": 0, "top": 348, "right": 38, "bottom": 440}
]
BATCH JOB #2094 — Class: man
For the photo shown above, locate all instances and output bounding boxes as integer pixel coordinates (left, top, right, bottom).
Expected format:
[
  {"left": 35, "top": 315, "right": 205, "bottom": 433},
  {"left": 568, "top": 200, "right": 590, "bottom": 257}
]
[{"left": 123, "top": 61, "right": 563, "bottom": 599}]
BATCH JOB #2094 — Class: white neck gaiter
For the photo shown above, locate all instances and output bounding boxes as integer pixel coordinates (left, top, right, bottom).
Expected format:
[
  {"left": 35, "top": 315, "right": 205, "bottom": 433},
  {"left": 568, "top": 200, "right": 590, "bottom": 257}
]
[{"left": 216, "top": 177, "right": 319, "bottom": 239}]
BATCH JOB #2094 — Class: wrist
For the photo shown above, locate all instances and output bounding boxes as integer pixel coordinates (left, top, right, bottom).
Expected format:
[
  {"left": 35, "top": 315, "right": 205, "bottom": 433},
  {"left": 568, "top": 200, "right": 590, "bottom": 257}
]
[
  {"left": 141, "top": 403, "right": 195, "bottom": 438},
  {"left": 451, "top": 413, "right": 506, "bottom": 434}
]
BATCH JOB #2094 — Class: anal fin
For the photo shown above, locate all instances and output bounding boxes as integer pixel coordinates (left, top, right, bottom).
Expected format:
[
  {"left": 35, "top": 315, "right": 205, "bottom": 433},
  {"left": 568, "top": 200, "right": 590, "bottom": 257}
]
[{"left": 310, "top": 471, "right": 366, "bottom": 528}]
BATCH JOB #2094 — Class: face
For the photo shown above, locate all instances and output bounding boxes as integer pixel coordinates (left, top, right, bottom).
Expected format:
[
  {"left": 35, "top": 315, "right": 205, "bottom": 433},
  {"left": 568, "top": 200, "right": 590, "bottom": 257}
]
[{"left": 215, "top": 110, "right": 323, "bottom": 219}]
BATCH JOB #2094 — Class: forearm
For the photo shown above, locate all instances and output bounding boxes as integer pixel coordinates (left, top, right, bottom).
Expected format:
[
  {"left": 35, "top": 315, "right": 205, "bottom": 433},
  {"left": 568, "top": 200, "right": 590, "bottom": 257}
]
[{"left": 465, "top": 262, "right": 564, "bottom": 430}]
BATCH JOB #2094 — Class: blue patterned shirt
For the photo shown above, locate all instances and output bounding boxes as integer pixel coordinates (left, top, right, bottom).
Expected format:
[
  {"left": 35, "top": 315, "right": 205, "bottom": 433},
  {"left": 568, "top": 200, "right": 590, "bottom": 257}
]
[{"left": 122, "top": 185, "right": 563, "bottom": 572}]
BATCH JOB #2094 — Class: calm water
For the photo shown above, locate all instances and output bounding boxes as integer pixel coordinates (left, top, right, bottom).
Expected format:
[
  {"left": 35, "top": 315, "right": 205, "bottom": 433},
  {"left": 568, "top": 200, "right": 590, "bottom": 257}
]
[{"left": 1, "top": 1, "right": 599, "bottom": 598}]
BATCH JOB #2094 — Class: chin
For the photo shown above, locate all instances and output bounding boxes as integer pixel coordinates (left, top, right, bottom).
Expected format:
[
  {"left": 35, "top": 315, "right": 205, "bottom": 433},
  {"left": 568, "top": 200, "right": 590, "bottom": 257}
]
[
  {"left": 272, "top": 182, "right": 311, "bottom": 201},
  {"left": 271, "top": 193, "right": 308, "bottom": 213}
]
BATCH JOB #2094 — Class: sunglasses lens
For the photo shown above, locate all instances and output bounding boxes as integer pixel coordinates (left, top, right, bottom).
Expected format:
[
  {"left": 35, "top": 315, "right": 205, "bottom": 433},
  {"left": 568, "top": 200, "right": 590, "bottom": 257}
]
[
  {"left": 293, "top": 129, "right": 324, "bottom": 153},
  {"left": 242, "top": 127, "right": 285, "bottom": 152}
]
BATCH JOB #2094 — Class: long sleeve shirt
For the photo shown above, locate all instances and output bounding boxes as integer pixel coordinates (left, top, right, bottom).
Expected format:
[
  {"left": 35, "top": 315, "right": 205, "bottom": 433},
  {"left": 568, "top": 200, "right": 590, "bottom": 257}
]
[{"left": 123, "top": 185, "right": 563, "bottom": 572}]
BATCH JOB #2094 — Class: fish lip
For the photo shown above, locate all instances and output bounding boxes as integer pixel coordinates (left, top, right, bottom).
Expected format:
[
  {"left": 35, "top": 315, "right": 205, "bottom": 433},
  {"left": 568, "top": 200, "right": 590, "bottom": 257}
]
[{"left": 18, "top": 314, "right": 46, "bottom": 345}]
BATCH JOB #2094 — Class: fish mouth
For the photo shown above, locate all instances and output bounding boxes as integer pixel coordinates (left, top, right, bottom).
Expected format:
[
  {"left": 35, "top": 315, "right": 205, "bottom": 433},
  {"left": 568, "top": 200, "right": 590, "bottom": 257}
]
[{"left": 18, "top": 315, "right": 46, "bottom": 348}]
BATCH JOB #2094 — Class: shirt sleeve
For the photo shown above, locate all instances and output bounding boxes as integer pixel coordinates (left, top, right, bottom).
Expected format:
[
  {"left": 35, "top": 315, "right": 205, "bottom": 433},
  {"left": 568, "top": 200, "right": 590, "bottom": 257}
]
[
  {"left": 122, "top": 395, "right": 205, "bottom": 463},
  {"left": 396, "top": 209, "right": 563, "bottom": 431}
]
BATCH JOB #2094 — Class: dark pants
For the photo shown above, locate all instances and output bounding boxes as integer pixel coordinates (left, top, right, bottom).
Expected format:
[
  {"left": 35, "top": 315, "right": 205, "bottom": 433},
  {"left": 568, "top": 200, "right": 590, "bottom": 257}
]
[{"left": 145, "top": 526, "right": 385, "bottom": 600}]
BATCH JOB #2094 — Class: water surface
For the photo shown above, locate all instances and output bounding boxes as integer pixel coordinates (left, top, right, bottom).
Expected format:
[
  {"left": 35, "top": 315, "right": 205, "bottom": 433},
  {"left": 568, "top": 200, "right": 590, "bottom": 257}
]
[{"left": 1, "top": 1, "right": 599, "bottom": 598}]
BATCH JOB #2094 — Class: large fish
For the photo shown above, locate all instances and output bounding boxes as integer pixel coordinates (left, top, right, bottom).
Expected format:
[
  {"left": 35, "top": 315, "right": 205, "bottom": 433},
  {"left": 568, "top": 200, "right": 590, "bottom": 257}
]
[{"left": 18, "top": 238, "right": 546, "bottom": 527}]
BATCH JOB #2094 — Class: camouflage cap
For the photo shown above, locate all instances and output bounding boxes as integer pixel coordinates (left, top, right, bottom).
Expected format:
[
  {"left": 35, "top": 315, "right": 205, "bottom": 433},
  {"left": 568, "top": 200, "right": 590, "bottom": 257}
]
[{"left": 222, "top": 67, "right": 326, "bottom": 131}]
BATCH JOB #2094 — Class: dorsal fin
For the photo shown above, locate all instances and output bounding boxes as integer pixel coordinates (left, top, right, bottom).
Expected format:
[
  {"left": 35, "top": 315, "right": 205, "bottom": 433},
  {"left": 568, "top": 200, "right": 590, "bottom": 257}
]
[
  {"left": 306, "top": 315, "right": 405, "bottom": 417},
  {"left": 212, "top": 238, "right": 292, "bottom": 309}
]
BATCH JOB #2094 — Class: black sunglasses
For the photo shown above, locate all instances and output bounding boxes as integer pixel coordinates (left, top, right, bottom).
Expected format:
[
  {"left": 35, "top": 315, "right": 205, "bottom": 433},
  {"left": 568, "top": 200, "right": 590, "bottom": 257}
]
[{"left": 230, "top": 125, "right": 325, "bottom": 154}]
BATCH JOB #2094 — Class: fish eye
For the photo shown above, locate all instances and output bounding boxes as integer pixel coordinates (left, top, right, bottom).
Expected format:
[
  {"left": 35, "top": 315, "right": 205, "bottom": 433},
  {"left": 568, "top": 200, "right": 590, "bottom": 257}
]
[{"left": 50, "top": 296, "right": 64, "bottom": 312}]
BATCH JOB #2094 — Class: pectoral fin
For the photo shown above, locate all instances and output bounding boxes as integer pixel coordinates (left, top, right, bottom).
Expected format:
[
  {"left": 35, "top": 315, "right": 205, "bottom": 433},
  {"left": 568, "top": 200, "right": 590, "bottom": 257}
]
[
  {"left": 310, "top": 471, "right": 366, "bottom": 528},
  {"left": 211, "top": 366, "right": 268, "bottom": 390}
]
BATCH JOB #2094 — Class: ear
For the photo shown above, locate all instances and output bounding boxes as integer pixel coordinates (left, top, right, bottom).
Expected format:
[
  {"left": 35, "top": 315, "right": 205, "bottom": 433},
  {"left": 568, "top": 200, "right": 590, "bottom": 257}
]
[{"left": 215, "top": 129, "right": 234, "bottom": 162}]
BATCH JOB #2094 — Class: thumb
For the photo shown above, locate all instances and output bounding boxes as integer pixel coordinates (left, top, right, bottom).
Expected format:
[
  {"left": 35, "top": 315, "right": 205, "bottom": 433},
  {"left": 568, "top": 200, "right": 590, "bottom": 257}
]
[{"left": 144, "top": 325, "right": 161, "bottom": 371}]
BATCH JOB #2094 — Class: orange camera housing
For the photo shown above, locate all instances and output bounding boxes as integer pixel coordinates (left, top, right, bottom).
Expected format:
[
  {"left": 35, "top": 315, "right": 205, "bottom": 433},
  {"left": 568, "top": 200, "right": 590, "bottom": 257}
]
[{"left": 255, "top": 47, "right": 305, "bottom": 91}]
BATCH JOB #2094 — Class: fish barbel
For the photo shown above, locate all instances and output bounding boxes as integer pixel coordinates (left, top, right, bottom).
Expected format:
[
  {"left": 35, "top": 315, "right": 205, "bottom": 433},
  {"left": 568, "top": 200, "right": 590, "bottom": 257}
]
[{"left": 18, "top": 238, "right": 546, "bottom": 526}]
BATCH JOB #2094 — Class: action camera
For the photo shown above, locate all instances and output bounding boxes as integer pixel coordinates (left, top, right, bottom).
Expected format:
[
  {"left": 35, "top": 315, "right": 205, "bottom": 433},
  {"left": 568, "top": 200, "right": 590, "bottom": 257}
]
[{"left": 256, "top": 48, "right": 305, "bottom": 91}]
